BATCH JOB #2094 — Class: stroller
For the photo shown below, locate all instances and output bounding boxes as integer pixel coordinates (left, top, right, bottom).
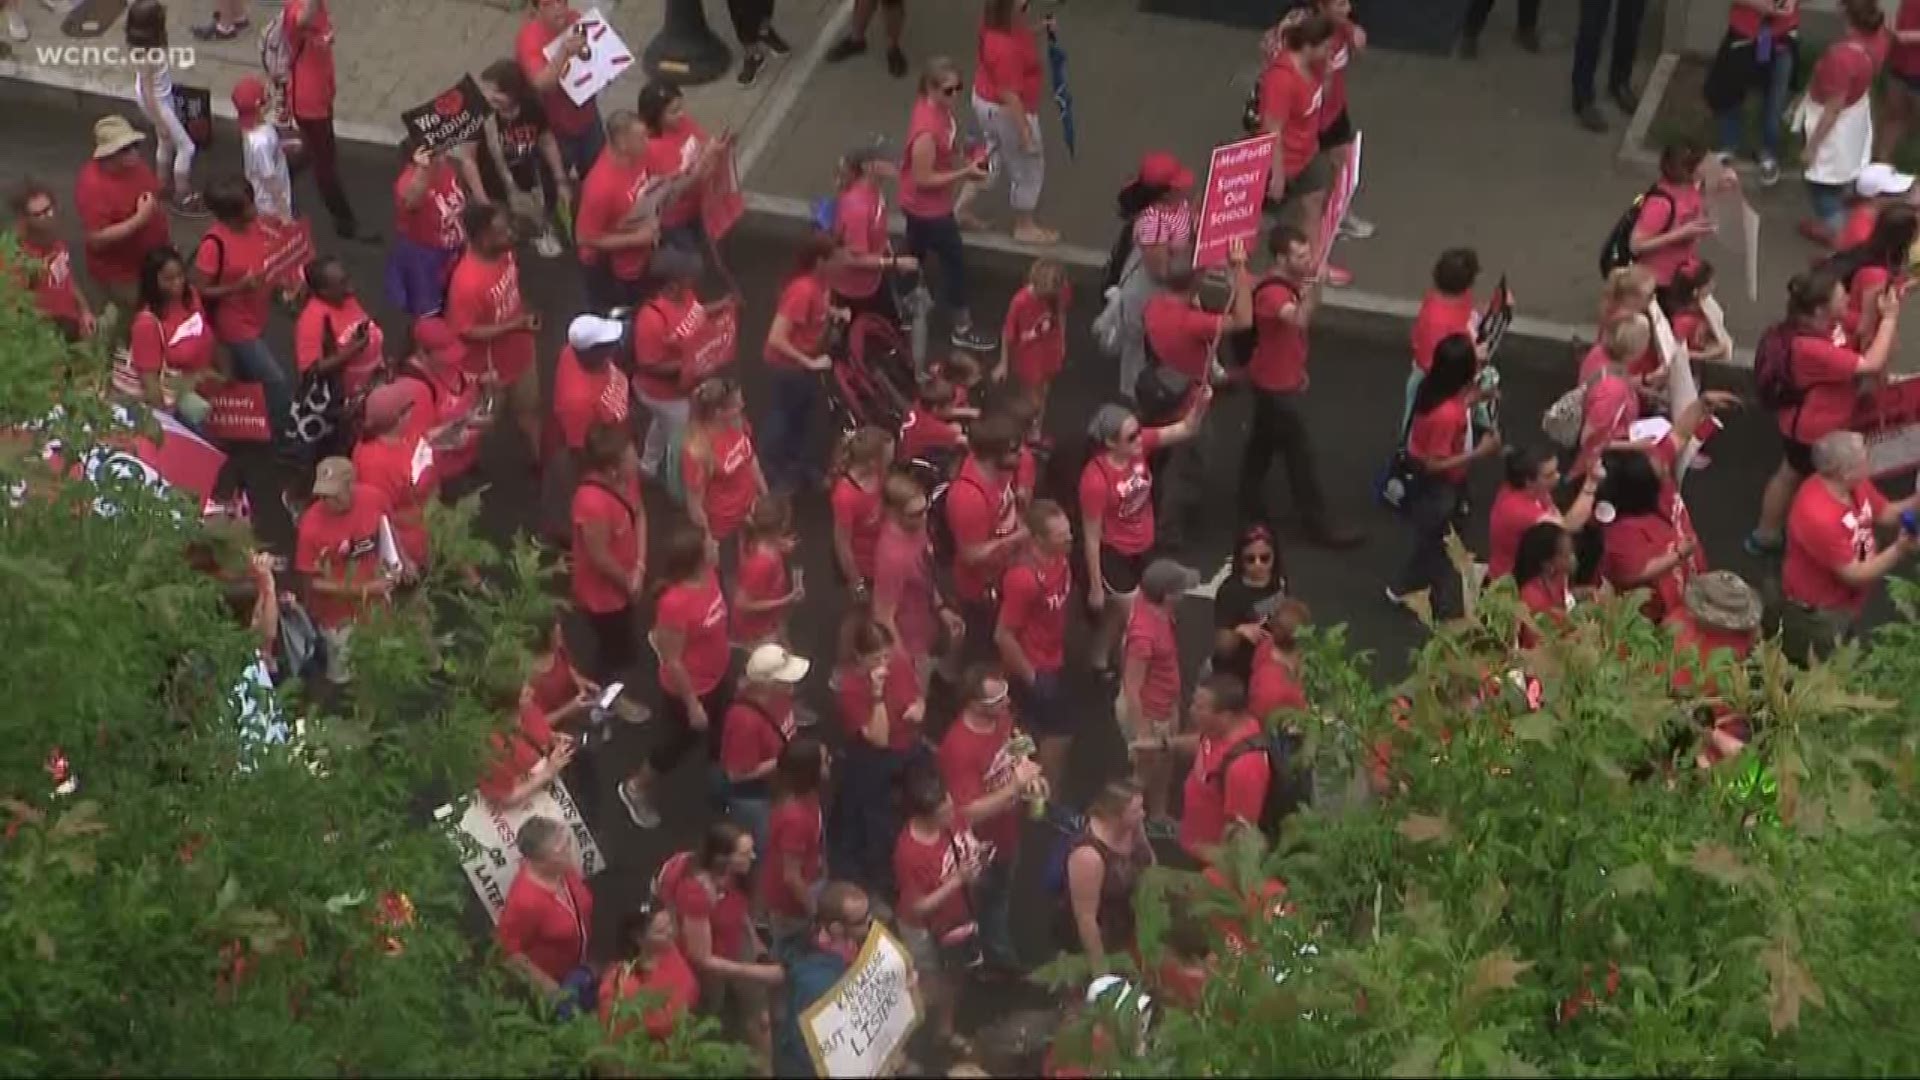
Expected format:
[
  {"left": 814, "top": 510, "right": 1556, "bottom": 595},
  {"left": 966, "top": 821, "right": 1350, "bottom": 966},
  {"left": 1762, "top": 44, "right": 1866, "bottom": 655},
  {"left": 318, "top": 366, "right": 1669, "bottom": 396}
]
[{"left": 822, "top": 277, "right": 930, "bottom": 437}]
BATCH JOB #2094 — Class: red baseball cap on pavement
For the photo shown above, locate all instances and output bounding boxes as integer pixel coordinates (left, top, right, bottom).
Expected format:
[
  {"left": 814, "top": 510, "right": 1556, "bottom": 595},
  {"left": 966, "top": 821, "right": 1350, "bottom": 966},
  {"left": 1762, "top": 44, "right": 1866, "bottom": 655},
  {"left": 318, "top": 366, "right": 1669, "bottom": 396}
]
[
  {"left": 232, "top": 76, "right": 268, "bottom": 119},
  {"left": 413, "top": 316, "right": 465, "bottom": 369},
  {"left": 1138, "top": 151, "right": 1194, "bottom": 193}
]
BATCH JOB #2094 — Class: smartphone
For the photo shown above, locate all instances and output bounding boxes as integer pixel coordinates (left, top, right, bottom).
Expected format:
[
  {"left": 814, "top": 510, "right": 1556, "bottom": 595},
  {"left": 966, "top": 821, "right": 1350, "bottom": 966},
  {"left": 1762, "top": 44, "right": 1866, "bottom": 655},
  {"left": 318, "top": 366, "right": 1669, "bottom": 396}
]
[{"left": 598, "top": 682, "right": 625, "bottom": 710}]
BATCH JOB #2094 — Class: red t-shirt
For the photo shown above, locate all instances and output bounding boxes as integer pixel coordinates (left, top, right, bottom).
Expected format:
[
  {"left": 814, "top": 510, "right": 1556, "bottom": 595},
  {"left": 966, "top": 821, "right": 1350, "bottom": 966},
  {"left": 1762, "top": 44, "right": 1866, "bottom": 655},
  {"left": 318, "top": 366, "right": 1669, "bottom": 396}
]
[
  {"left": 684, "top": 425, "right": 759, "bottom": 541},
  {"left": 516, "top": 12, "right": 599, "bottom": 138},
  {"left": 294, "top": 484, "right": 390, "bottom": 628},
  {"left": 576, "top": 150, "right": 653, "bottom": 278},
  {"left": 294, "top": 294, "right": 384, "bottom": 397},
  {"left": 352, "top": 435, "right": 433, "bottom": 567},
  {"left": 393, "top": 160, "right": 468, "bottom": 250},
  {"left": 976, "top": 20, "right": 1043, "bottom": 111},
  {"left": 998, "top": 552, "right": 1070, "bottom": 674},
  {"left": 284, "top": 0, "right": 337, "bottom": 121},
  {"left": 873, "top": 521, "right": 938, "bottom": 659},
  {"left": 1844, "top": 264, "right": 1896, "bottom": 345},
  {"left": 1248, "top": 276, "right": 1307, "bottom": 392},
  {"left": 759, "top": 795, "right": 824, "bottom": 918},
  {"left": 1779, "top": 329, "right": 1863, "bottom": 444},
  {"left": 720, "top": 692, "right": 795, "bottom": 781},
  {"left": 1142, "top": 293, "right": 1224, "bottom": 382},
  {"left": 1838, "top": 203, "right": 1879, "bottom": 251},
  {"left": 1576, "top": 373, "right": 1639, "bottom": 479},
  {"left": 1078, "top": 430, "right": 1163, "bottom": 557},
  {"left": 552, "top": 348, "right": 631, "bottom": 451},
  {"left": 598, "top": 948, "right": 698, "bottom": 1040},
  {"left": 399, "top": 365, "right": 482, "bottom": 481},
  {"left": 1603, "top": 509, "right": 1690, "bottom": 622},
  {"left": 570, "top": 475, "right": 642, "bottom": 613},
  {"left": 1783, "top": 478, "right": 1888, "bottom": 614},
  {"left": 899, "top": 97, "right": 963, "bottom": 219},
  {"left": 827, "top": 178, "right": 889, "bottom": 300},
  {"left": 831, "top": 475, "right": 884, "bottom": 582},
  {"left": 894, "top": 826, "right": 972, "bottom": 932},
  {"left": 479, "top": 697, "right": 555, "bottom": 804},
  {"left": 1408, "top": 396, "right": 1470, "bottom": 485},
  {"left": 1179, "top": 719, "right": 1270, "bottom": 859},
  {"left": 767, "top": 272, "right": 831, "bottom": 368},
  {"left": 947, "top": 457, "right": 1020, "bottom": 603},
  {"left": 1248, "top": 645, "right": 1307, "bottom": 721},
  {"left": 1410, "top": 290, "right": 1476, "bottom": 373},
  {"left": 528, "top": 642, "right": 579, "bottom": 713},
  {"left": 731, "top": 541, "right": 790, "bottom": 644},
  {"left": 1517, "top": 574, "right": 1573, "bottom": 646},
  {"left": 657, "top": 571, "right": 730, "bottom": 696},
  {"left": 1487, "top": 486, "right": 1555, "bottom": 580},
  {"left": 445, "top": 251, "right": 536, "bottom": 384},
  {"left": 1811, "top": 30, "right": 1888, "bottom": 108},
  {"left": 194, "top": 222, "right": 272, "bottom": 343},
  {"left": 1258, "top": 55, "right": 1324, "bottom": 180},
  {"left": 129, "top": 298, "right": 217, "bottom": 379},
  {"left": 645, "top": 119, "right": 710, "bottom": 229},
  {"left": 1666, "top": 611, "right": 1756, "bottom": 694},
  {"left": 1630, "top": 179, "right": 1705, "bottom": 287},
  {"left": 897, "top": 407, "right": 966, "bottom": 462},
  {"left": 631, "top": 291, "right": 700, "bottom": 401},
  {"left": 1004, "top": 284, "right": 1070, "bottom": 387},
  {"left": 496, "top": 868, "right": 593, "bottom": 982},
  {"left": 1896, "top": 0, "right": 1920, "bottom": 79},
  {"left": 836, "top": 651, "right": 921, "bottom": 752},
  {"left": 671, "top": 872, "right": 751, "bottom": 963},
  {"left": 1124, "top": 600, "right": 1180, "bottom": 723},
  {"left": 74, "top": 158, "right": 169, "bottom": 286},
  {"left": 1321, "top": 21, "right": 1357, "bottom": 125},
  {"left": 16, "top": 236, "right": 82, "bottom": 325},
  {"left": 939, "top": 714, "right": 1021, "bottom": 854}
]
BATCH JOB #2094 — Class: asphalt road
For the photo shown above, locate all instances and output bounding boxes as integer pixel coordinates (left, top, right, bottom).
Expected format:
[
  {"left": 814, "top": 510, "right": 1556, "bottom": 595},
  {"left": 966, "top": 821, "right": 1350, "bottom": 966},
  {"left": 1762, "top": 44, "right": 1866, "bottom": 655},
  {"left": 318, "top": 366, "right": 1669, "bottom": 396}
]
[{"left": 1, "top": 80, "right": 1881, "bottom": 1058}]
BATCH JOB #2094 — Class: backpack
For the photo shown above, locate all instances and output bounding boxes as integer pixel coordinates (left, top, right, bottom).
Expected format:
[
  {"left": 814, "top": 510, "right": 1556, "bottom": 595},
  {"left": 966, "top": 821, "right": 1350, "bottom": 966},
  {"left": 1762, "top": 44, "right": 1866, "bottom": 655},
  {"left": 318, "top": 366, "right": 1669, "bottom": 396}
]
[
  {"left": 1214, "top": 727, "right": 1309, "bottom": 834},
  {"left": 926, "top": 468, "right": 971, "bottom": 571},
  {"left": 1597, "top": 186, "right": 1673, "bottom": 277},
  {"left": 260, "top": 11, "right": 294, "bottom": 84},
  {"left": 1751, "top": 321, "right": 1805, "bottom": 414},
  {"left": 809, "top": 195, "right": 838, "bottom": 235},
  {"left": 1227, "top": 278, "right": 1297, "bottom": 370}
]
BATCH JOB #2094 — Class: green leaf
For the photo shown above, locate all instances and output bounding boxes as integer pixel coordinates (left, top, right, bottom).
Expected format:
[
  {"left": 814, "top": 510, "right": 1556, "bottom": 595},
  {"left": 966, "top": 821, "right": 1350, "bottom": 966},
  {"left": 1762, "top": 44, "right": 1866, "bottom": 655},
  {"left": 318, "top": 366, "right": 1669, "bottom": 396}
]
[
  {"left": 1388, "top": 1037, "right": 1445, "bottom": 1078},
  {"left": 1610, "top": 862, "right": 1659, "bottom": 898},
  {"left": 1397, "top": 813, "right": 1455, "bottom": 844}
]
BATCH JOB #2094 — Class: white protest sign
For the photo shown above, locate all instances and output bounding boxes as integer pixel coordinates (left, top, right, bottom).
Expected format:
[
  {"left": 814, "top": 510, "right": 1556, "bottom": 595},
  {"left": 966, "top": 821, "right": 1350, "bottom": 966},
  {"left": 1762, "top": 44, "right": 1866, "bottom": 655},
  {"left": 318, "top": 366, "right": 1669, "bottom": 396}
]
[
  {"left": 436, "top": 780, "right": 604, "bottom": 922},
  {"left": 801, "top": 924, "right": 923, "bottom": 1078},
  {"left": 543, "top": 9, "right": 635, "bottom": 108}
]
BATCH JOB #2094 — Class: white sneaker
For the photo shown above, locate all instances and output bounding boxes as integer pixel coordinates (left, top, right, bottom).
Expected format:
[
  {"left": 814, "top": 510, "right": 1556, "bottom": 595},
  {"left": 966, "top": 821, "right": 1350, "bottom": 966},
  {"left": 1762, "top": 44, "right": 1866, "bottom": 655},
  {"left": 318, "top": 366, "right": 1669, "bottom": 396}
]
[
  {"left": 7, "top": 11, "right": 29, "bottom": 41},
  {"left": 618, "top": 780, "right": 661, "bottom": 829},
  {"left": 1339, "top": 213, "right": 1376, "bottom": 240},
  {"left": 532, "top": 230, "right": 563, "bottom": 259}
]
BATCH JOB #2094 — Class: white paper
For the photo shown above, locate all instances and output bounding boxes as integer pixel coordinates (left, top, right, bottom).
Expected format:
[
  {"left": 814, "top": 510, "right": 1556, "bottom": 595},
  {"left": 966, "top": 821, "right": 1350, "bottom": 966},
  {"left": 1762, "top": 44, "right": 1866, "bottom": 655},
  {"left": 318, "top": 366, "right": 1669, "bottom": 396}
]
[
  {"left": 542, "top": 9, "right": 635, "bottom": 108},
  {"left": 801, "top": 924, "right": 923, "bottom": 1079},
  {"left": 438, "top": 780, "right": 605, "bottom": 922},
  {"left": 377, "top": 515, "right": 403, "bottom": 573},
  {"left": 1741, "top": 201, "right": 1761, "bottom": 304},
  {"left": 408, "top": 437, "right": 435, "bottom": 486}
]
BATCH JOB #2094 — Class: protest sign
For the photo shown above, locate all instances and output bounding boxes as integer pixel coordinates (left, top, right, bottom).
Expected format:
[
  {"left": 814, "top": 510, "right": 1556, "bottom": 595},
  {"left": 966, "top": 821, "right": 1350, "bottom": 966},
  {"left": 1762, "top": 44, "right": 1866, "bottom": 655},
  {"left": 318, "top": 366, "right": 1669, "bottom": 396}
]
[
  {"left": 171, "top": 85, "right": 214, "bottom": 149},
  {"left": 1857, "top": 376, "right": 1920, "bottom": 479},
  {"left": 1476, "top": 275, "right": 1514, "bottom": 360},
  {"left": 201, "top": 381, "right": 272, "bottom": 443},
  {"left": 437, "top": 780, "right": 604, "bottom": 922},
  {"left": 680, "top": 304, "right": 740, "bottom": 390},
  {"left": 544, "top": 9, "right": 634, "bottom": 108},
  {"left": 701, "top": 147, "right": 745, "bottom": 241},
  {"left": 801, "top": 923, "right": 923, "bottom": 1079},
  {"left": 401, "top": 76, "right": 491, "bottom": 154},
  {"left": 1317, "top": 131, "right": 1362, "bottom": 271},
  {"left": 255, "top": 214, "right": 314, "bottom": 292},
  {"left": 1192, "top": 134, "right": 1276, "bottom": 269}
]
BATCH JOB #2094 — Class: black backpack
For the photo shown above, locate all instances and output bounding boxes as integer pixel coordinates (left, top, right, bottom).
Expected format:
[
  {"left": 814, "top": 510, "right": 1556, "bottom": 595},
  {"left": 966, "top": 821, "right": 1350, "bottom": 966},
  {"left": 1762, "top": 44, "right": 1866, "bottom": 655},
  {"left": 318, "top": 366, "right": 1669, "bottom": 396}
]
[
  {"left": 1227, "top": 278, "right": 1298, "bottom": 370},
  {"left": 1215, "top": 727, "right": 1310, "bottom": 834},
  {"left": 1597, "top": 186, "right": 1673, "bottom": 277},
  {"left": 1752, "top": 321, "right": 1805, "bottom": 414}
]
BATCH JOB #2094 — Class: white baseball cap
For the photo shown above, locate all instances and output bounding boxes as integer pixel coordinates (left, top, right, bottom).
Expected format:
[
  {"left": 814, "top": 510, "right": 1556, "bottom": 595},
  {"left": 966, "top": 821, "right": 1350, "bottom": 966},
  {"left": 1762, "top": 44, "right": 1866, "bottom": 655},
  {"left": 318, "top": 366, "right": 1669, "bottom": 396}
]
[
  {"left": 746, "top": 643, "right": 811, "bottom": 684},
  {"left": 1857, "top": 163, "right": 1916, "bottom": 198},
  {"left": 567, "top": 314, "right": 625, "bottom": 352}
]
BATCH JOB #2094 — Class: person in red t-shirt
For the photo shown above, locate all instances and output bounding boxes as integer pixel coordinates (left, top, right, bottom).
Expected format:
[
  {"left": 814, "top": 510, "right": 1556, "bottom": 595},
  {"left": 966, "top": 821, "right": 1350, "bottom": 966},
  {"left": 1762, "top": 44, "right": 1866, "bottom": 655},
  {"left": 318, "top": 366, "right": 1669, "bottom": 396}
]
[
  {"left": 296, "top": 256, "right": 386, "bottom": 403},
  {"left": 1630, "top": 141, "right": 1717, "bottom": 287},
  {"left": 351, "top": 383, "right": 435, "bottom": 572},
  {"left": 126, "top": 245, "right": 219, "bottom": 412},
  {"left": 598, "top": 904, "right": 699, "bottom": 1042},
  {"left": 636, "top": 79, "right": 731, "bottom": 254},
  {"left": 1404, "top": 247, "right": 1483, "bottom": 429},
  {"left": 759, "top": 735, "right": 829, "bottom": 947},
  {"left": 894, "top": 766, "right": 988, "bottom": 1057},
  {"left": 970, "top": 0, "right": 1057, "bottom": 244},
  {"left": 946, "top": 415, "right": 1029, "bottom": 656},
  {"left": 997, "top": 500, "right": 1074, "bottom": 786},
  {"left": 937, "top": 666, "right": 1044, "bottom": 971},
  {"left": 1313, "top": 0, "right": 1374, "bottom": 240},
  {"left": 1664, "top": 571, "right": 1763, "bottom": 768},
  {"left": 673, "top": 821, "right": 782, "bottom": 1064},
  {"left": 825, "top": 145, "right": 918, "bottom": 320},
  {"left": 1390, "top": 336, "right": 1501, "bottom": 621},
  {"left": 552, "top": 314, "right": 631, "bottom": 464},
  {"left": 1513, "top": 522, "right": 1577, "bottom": 647},
  {"left": 446, "top": 203, "right": 543, "bottom": 463},
  {"left": 478, "top": 683, "right": 577, "bottom": 810},
  {"left": 1572, "top": 317, "right": 1652, "bottom": 483},
  {"left": 1258, "top": 14, "right": 1338, "bottom": 272},
  {"left": 1489, "top": 444, "right": 1598, "bottom": 581},
  {"left": 294, "top": 458, "right": 396, "bottom": 684},
  {"left": 873, "top": 469, "right": 958, "bottom": 671},
  {"left": 397, "top": 315, "right": 493, "bottom": 483},
  {"left": 193, "top": 177, "right": 292, "bottom": 432},
  {"left": 283, "top": 0, "right": 364, "bottom": 239},
  {"left": 898, "top": 58, "right": 997, "bottom": 352},
  {"left": 499, "top": 817, "right": 596, "bottom": 1007},
  {"left": 833, "top": 615, "right": 926, "bottom": 894},
  {"left": 1146, "top": 673, "right": 1270, "bottom": 865},
  {"left": 720, "top": 643, "right": 808, "bottom": 850},
  {"left": 831, "top": 427, "right": 894, "bottom": 592},
  {"left": 682, "top": 376, "right": 767, "bottom": 555},
  {"left": 386, "top": 143, "right": 471, "bottom": 318},
  {"left": 571, "top": 422, "right": 647, "bottom": 681},
  {"left": 1708, "top": 0, "right": 1799, "bottom": 184},
  {"left": 1799, "top": 0, "right": 1890, "bottom": 241},
  {"left": 1750, "top": 267, "right": 1901, "bottom": 554},
  {"left": 1836, "top": 205, "right": 1915, "bottom": 346},
  {"left": 620, "top": 525, "right": 733, "bottom": 830},
  {"left": 1080, "top": 400, "right": 1210, "bottom": 676},
  {"left": 732, "top": 496, "right": 803, "bottom": 647},
  {"left": 998, "top": 257, "right": 1070, "bottom": 416},
  {"left": 517, "top": 0, "right": 606, "bottom": 179},
  {"left": 75, "top": 117, "right": 170, "bottom": 310},
  {"left": 1121, "top": 559, "right": 1201, "bottom": 836},
  {"left": 632, "top": 249, "right": 729, "bottom": 477},
  {"left": 1238, "top": 225, "right": 1360, "bottom": 548},
  {"left": 575, "top": 111, "right": 659, "bottom": 310},
  {"left": 1598, "top": 448, "right": 1701, "bottom": 623},
  {"left": 763, "top": 234, "right": 843, "bottom": 492},
  {"left": 1781, "top": 430, "right": 1919, "bottom": 660},
  {"left": 8, "top": 183, "right": 95, "bottom": 340},
  {"left": 1248, "top": 599, "right": 1311, "bottom": 723}
]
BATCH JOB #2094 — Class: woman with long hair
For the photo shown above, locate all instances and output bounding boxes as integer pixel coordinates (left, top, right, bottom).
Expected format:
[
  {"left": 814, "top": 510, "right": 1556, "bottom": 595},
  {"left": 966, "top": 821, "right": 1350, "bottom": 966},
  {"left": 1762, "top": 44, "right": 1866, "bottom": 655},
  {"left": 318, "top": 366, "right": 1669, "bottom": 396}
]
[
  {"left": 1210, "top": 523, "right": 1289, "bottom": 681},
  {"left": 638, "top": 78, "right": 728, "bottom": 264},
  {"left": 123, "top": 245, "right": 219, "bottom": 415},
  {"left": 668, "top": 821, "right": 781, "bottom": 1066},
  {"left": 1388, "top": 333, "right": 1500, "bottom": 621},
  {"left": 760, "top": 736, "right": 830, "bottom": 949},
  {"left": 473, "top": 59, "right": 571, "bottom": 259},
  {"left": 830, "top": 427, "right": 895, "bottom": 590},
  {"left": 1512, "top": 521, "right": 1576, "bottom": 647},
  {"left": 731, "top": 495, "right": 802, "bottom": 648},
  {"left": 681, "top": 376, "right": 767, "bottom": 572},
  {"left": 893, "top": 765, "right": 982, "bottom": 1059},
  {"left": 1834, "top": 204, "right": 1917, "bottom": 344},
  {"left": 762, "top": 232, "right": 841, "bottom": 492},
  {"left": 1487, "top": 443, "right": 1598, "bottom": 582},
  {"left": 598, "top": 902, "right": 698, "bottom": 1042},
  {"left": 1598, "top": 447, "right": 1703, "bottom": 623},
  {"left": 900, "top": 57, "right": 996, "bottom": 353},
  {"left": 1103, "top": 151, "right": 1196, "bottom": 398}
]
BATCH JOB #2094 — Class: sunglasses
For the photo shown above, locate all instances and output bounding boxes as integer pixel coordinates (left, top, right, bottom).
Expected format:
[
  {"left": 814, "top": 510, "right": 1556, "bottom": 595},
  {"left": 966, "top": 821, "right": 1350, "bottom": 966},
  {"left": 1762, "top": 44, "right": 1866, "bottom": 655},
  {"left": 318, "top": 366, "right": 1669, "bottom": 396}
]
[{"left": 1244, "top": 551, "right": 1274, "bottom": 565}]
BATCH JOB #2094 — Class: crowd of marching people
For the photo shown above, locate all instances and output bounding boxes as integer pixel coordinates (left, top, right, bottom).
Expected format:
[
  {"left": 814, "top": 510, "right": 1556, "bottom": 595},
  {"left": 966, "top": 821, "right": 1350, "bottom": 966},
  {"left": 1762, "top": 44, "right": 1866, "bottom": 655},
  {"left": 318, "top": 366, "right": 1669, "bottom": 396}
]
[{"left": 15, "top": 0, "right": 1920, "bottom": 1074}]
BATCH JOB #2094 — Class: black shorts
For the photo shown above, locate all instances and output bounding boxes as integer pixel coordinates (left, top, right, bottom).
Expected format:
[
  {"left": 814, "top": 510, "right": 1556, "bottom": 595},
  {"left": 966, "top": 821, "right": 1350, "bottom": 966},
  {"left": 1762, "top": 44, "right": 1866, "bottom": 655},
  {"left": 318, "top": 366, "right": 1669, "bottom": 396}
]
[
  {"left": 1318, "top": 109, "right": 1356, "bottom": 150},
  {"left": 1100, "top": 545, "right": 1147, "bottom": 595},
  {"left": 1011, "top": 670, "right": 1071, "bottom": 738},
  {"left": 1781, "top": 435, "right": 1815, "bottom": 476}
]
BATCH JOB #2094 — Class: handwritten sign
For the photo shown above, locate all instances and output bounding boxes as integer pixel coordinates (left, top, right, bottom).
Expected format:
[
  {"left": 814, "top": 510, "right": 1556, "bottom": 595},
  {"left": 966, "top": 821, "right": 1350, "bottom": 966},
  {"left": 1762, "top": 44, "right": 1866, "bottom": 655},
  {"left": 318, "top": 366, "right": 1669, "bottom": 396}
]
[
  {"left": 401, "top": 75, "right": 492, "bottom": 153},
  {"left": 436, "top": 780, "right": 604, "bottom": 922},
  {"left": 256, "top": 214, "right": 314, "bottom": 292},
  {"left": 800, "top": 924, "right": 922, "bottom": 1079},
  {"left": 544, "top": 9, "right": 635, "bottom": 108},
  {"left": 1192, "top": 134, "right": 1276, "bottom": 270}
]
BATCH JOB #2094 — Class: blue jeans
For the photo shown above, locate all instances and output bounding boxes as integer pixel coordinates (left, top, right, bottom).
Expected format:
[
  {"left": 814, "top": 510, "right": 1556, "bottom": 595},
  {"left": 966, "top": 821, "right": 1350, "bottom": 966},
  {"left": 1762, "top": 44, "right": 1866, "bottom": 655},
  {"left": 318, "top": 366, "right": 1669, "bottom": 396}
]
[
  {"left": 903, "top": 211, "right": 970, "bottom": 324},
  {"left": 1807, "top": 180, "right": 1849, "bottom": 233},
  {"left": 762, "top": 366, "right": 823, "bottom": 492},
  {"left": 1392, "top": 479, "right": 1465, "bottom": 621},
  {"left": 227, "top": 336, "right": 292, "bottom": 440},
  {"left": 1714, "top": 44, "right": 1793, "bottom": 160},
  {"left": 556, "top": 112, "right": 606, "bottom": 182},
  {"left": 828, "top": 741, "right": 921, "bottom": 897}
]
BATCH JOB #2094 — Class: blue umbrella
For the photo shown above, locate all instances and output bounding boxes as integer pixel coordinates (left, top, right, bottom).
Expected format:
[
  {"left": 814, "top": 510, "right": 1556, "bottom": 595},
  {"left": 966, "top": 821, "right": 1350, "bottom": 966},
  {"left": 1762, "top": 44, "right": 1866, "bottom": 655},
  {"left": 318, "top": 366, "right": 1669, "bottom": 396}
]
[{"left": 1047, "top": 23, "right": 1075, "bottom": 159}]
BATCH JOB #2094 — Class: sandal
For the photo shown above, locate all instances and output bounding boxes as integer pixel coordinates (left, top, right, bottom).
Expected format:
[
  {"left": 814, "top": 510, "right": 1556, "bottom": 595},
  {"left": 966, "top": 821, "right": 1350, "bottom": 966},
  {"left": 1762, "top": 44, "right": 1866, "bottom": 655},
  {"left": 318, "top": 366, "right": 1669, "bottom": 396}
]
[{"left": 1012, "top": 225, "right": 1060, "bottom": 246}]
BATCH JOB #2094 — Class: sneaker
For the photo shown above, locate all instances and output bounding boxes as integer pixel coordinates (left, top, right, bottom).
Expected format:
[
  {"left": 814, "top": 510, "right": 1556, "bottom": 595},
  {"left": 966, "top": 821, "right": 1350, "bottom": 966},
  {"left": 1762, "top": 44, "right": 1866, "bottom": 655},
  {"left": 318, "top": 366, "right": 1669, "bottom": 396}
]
[
  {"left": 1610, "top": 84, "right": 1640, "bottom": 114},
  {"left": 191, "top": 20, "right": 239, "bottom": 41},
  {"left": 886, "top": 45, "right": 907, "bottom": 78},
  {"left": 1338, "top": 213, "right": 1375, "bottom": 240},
  {"left": 737, "top": 49, "right": 766, "bottom": 85},
  {"left": 825, "top": 36, "right": 866, "bottom": 63},
  {"left": 1575, "top": 104, "right": 1609, "bottom": 133},
  {"left": 1758, "top": 155, "right": 1781, "bottom": 188},
  {"left": 951, "top": 326, "right": 997, "bottom": 353},
  {"left": 762, "top": 25, "right": 791, "bottom": 55},
  {"left": 532, "top": 230, "right": 563, "bottom": 259},
  {"left": 1743, "top": 531, "right": 1784, "bottom": 558},
  {"left": 6, "top": 11, "right": 27, "bottom": 41},
  {"left": 1384, "top": 585, "right": 1411, "bottom": 607},
  {"left": 617, "top": 781, "right": 661, "bottom": 829},
  {"left": 170, "top": 192, "right": 210, "bottom": 219}
]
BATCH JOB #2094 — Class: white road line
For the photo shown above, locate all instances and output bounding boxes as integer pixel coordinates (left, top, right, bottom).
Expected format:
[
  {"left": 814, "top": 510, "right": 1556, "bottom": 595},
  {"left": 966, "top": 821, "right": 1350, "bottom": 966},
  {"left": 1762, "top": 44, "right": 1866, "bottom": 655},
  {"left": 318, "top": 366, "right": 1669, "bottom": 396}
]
[{"left": 735, "top": 0, "right": 855, "bottom": 182}]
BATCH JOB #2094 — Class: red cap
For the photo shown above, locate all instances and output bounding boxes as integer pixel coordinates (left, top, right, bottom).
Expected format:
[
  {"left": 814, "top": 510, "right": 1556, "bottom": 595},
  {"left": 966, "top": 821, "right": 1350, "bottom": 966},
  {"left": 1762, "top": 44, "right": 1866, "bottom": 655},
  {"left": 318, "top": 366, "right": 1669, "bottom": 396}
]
[
  {"left": 1138, "top": 151, "right": 1194, "bottom": 193},
  {"left": 231, "top": 76, "right": 268, "bottom": 116},
  {"left": 413, "top": 316, "right": 465, "bottom": 369},
  {"left": 362, "top": 382, "right": 416, "bottom": 432}
]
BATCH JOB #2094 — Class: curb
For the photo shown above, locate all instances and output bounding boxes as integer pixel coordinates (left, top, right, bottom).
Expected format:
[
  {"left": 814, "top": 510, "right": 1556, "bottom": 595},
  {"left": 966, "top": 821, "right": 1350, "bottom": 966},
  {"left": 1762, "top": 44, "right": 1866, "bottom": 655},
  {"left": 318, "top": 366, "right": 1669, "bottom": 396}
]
[{"left": 1616, "top": 51, "right": 1676, "bottom": 170}]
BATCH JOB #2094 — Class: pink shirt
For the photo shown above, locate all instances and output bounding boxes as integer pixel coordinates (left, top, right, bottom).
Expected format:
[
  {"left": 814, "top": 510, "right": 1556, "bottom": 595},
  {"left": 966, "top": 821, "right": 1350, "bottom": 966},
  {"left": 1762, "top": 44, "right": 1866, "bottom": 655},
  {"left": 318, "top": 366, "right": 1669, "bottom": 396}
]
[
  {"left": 1630, "top": 179, "right": 1705, "bottom": 287},
  {"left": 899, "top": 97, "right": 963, "bottom": 220},
  {"left": 872, "top": 521, "right": 938, "bottom": 658}
]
